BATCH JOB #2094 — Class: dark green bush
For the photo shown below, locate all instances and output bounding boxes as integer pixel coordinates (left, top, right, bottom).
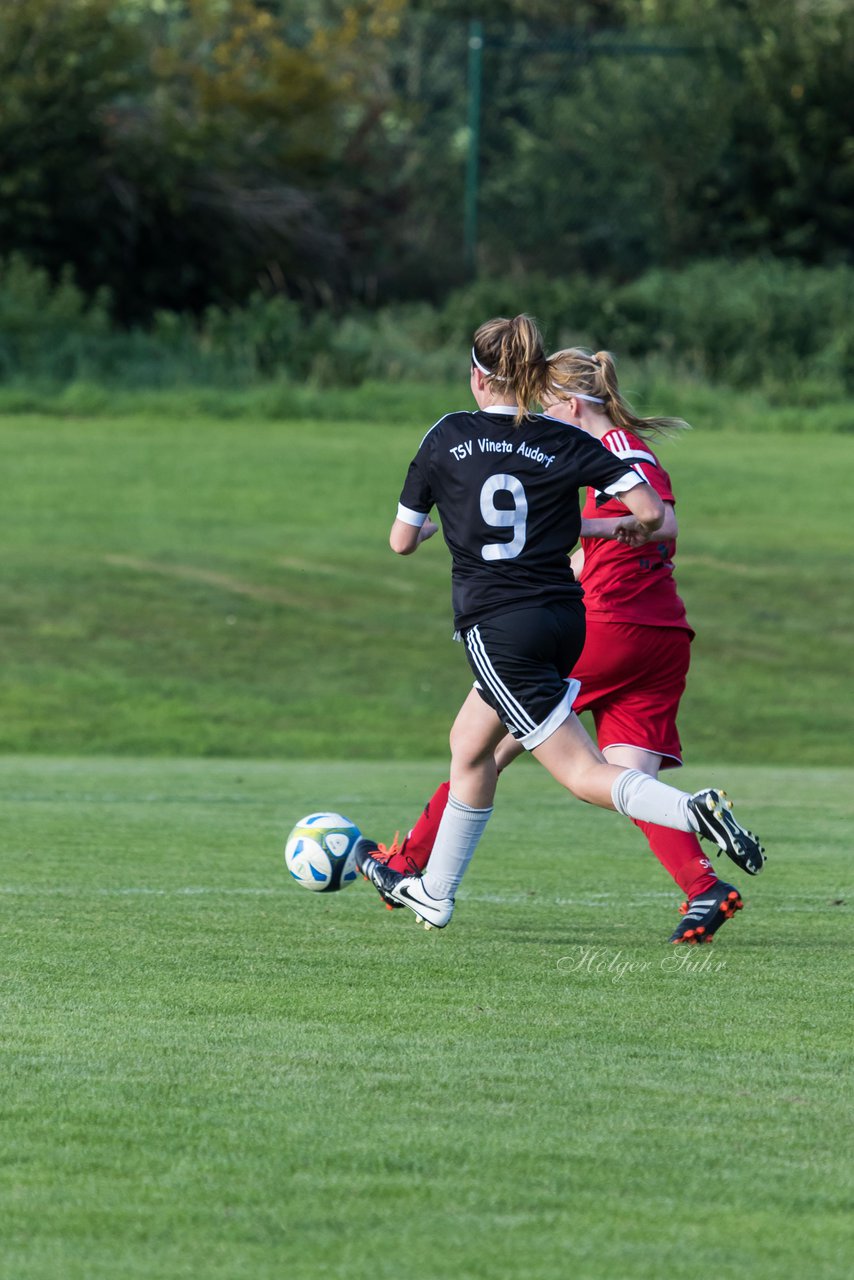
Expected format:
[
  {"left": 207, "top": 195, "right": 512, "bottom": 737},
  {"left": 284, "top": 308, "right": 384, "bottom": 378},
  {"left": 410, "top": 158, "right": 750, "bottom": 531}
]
[
  {"left": 603, "top": 259, "right": 854, "bottom": 392},
  {"left": 0, "top": 255, "right": 111, "bottom": 382}
]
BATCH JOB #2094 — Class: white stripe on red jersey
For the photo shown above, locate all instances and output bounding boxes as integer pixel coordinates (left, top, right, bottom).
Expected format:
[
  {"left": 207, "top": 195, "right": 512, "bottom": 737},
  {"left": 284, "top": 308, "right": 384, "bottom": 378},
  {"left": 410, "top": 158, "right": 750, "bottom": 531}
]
[{"left": 603, "top": 429, "right": 658, "bottom": 466}]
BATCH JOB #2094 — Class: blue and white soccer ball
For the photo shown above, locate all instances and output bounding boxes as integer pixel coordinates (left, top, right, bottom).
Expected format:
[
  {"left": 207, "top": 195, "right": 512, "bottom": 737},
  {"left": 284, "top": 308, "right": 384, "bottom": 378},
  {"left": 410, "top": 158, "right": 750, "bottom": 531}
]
[{"left": 284, "top": 812, "right": 361, "bottom": 893}]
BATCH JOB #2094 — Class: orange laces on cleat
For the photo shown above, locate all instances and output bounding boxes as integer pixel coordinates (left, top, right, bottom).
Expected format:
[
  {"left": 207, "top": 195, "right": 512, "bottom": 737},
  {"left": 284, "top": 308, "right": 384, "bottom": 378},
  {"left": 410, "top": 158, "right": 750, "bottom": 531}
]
[
  {"left": 375, "top": 832, "right": 403, "bottom": 863},
  {"left": 374, "top": 832, "right": 420, "bottom": 876},
  {"left": 376, "top": 833, "right": 419, "bottom": 874}
]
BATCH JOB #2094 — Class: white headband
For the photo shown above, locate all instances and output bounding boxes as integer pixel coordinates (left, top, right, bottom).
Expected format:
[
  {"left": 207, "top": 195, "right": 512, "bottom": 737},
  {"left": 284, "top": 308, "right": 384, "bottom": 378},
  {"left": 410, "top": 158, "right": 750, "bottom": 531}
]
[
  {"left": 471, "top": 348, "right": 493, "bottom": 376},
  {"left": 471, "top": 348, "right": 509, "bottom": 382},
  {"left": 473, "top": 348, "right": 601, "bottom": 399},
  {"left": 550, "top": 385, "right": 605, "bottom": 404}
]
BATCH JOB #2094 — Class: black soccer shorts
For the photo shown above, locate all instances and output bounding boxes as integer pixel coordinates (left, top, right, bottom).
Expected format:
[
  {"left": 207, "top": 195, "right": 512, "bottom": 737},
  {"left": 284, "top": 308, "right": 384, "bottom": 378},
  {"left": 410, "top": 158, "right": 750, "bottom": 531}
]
[{"left": 461, "top": 598, "right": 586, "bottom": 749}]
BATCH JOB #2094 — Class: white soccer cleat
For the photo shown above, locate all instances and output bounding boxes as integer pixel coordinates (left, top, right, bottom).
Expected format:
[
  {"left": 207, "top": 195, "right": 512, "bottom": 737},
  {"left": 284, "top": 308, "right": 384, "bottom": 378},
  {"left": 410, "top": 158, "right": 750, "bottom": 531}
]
[
  {"left": 387, "top": 875, "right": 453, "bottom": 928},
  {"left": 354, "top": 839, "right": 455, "bottom": 928}
]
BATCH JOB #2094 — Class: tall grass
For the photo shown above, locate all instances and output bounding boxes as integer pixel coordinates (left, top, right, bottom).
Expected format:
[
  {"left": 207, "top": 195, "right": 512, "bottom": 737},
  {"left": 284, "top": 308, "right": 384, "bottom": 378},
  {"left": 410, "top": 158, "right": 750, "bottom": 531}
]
[
  {"left": 2, "top": 253, "right": 853, "bottom": 410},
  {"left": 0, "top": 375, "right": 849, "bottom": 433}
]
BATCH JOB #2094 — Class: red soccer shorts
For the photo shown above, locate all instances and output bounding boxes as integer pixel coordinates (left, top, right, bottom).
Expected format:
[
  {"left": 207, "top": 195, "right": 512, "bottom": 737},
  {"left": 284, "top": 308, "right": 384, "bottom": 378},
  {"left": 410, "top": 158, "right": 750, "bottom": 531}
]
[{"left": 571, "top": 620, "right": 694, "bottom": 768}]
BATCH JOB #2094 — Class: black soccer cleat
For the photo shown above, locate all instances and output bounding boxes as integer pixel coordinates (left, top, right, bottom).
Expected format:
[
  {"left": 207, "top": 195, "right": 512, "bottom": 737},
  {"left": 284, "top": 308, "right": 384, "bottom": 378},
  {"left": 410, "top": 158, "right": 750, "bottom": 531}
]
[
  {"left": 354, "top": 837, "right": 400, "bottom": 909},
  {"left": 354, "top": 837, "right": 453, "bottom": 929},
  {"left": 360, "top": 836, "right": 405, "bottom": 909},
  {"left": 688, "top": 788, "right": 766, "bottom": 875},
  {"left": 669, "top": 881, "right": 744, "bottom": 945}
]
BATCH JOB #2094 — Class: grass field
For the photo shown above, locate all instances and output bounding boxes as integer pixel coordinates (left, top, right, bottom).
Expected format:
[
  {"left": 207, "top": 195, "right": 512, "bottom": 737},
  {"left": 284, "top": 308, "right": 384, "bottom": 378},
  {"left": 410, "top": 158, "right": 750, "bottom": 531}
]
[
  {"left": 2, "top": 756, "right": 851, "bottom": 1280},
  {"left": 2, "top": 397, "right": 851, "bottom": 1277},
  {"left": 0, "top": 409, "right": 851, "bottom": 763}
]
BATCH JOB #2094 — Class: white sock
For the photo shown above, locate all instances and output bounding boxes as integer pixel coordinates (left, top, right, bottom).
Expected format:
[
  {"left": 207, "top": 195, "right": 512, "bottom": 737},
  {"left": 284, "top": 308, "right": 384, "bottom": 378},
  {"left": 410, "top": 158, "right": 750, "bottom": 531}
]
[
  {"left": 422, "top": 793, "right": 493, "bottom": 901},
  {"left": 610, "top": 768, "right": 695, "bottom": 831}
]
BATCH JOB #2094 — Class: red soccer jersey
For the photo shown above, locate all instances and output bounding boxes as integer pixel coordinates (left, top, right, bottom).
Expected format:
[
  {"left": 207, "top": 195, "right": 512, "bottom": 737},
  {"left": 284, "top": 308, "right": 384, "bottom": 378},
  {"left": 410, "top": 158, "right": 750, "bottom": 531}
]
[{"left": 578, "top": 428, "right": 692, "bottom": 631}]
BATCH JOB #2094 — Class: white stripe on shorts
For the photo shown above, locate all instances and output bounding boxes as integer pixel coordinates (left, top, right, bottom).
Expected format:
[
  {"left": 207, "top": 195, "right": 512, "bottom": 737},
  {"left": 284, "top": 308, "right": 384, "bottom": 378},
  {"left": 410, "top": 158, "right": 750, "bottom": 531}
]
[
  {"left": 465, "top": 626, "right": 538, "bottom": 736},
  {"left": 519, "top": 681, "right": 580, "bottom": 750}
]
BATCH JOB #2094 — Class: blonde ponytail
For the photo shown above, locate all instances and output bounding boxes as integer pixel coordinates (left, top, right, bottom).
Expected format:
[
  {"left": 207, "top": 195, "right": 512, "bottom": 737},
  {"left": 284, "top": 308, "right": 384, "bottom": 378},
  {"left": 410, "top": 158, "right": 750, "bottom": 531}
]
[
  {"left": 549, "top": 348, "right": 690, "bottom": 440},
  {"left": 472, "top": 315, "right": 551, "bottom": 425}
]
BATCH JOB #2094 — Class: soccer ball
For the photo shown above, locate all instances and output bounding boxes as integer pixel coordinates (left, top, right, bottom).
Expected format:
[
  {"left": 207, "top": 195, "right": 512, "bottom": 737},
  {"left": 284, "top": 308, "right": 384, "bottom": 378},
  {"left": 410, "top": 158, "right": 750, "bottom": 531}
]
[{"left": 284, "top": 812, "right": 361, "bottom": 893}]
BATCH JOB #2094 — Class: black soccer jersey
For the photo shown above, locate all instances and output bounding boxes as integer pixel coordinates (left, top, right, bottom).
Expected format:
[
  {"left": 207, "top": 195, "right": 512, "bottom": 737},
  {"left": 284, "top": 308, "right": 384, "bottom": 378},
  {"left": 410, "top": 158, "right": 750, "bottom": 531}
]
[{"left": 397, "top": 406, "right": 642, "bottom": 630}]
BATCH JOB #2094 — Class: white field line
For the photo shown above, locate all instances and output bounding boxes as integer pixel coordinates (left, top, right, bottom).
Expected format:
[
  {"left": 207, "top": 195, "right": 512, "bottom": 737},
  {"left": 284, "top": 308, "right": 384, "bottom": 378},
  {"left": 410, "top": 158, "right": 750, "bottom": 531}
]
[
  {"left": 0, "top": 885, "right": 838, "bottom": 910},
  {"left": 0, "top": 885, "right": 668, "bottom": 905},
  {"left": 0, "top": 885, "right": 281, "bottom": 897}
]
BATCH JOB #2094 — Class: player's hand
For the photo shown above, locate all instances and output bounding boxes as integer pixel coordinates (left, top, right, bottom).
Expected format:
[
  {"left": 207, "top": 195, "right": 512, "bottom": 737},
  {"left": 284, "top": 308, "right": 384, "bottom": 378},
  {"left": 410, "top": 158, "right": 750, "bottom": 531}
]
[
  {"left": 612, "top": 517, "right": 648, "bottom": 546},
  {"left": 418, "top": 519, "right": 439, "bottom": 544}
]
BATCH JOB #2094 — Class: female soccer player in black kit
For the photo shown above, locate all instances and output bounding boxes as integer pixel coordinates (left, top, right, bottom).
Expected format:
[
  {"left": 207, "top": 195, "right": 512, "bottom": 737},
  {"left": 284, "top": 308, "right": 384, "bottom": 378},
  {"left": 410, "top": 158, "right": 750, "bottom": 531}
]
[{"left": 355, "top": 316, "right": 764, "bottom": 930}]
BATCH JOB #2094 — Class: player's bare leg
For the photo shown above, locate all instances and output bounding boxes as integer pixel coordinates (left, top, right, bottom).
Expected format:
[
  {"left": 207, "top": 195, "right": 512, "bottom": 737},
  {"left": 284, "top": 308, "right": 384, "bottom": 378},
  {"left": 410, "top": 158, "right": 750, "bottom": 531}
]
[
  {"left": 493, "top": 732, "right": 525, "bottom": 774},
  {"left": 532, "top": 714, "right": 764, "bottom": 871},
  {"left": 356, "top": 692, "right": 503, "bottom": 929},
  {"left": 531, "top": 712, "right": 623, "bottom": 806},
  {"left": 447, "top": 689, "right": 508, "bottom": 809}
]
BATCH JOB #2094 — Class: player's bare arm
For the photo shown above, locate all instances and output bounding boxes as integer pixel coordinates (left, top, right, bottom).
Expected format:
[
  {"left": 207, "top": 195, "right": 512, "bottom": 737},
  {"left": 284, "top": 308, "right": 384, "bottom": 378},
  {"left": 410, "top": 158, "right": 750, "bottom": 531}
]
[
  {"left": 582, "top": 501, "right": 678, "bottom": 547},
  {"left": 389, "top": 516, "right": 438, "bottom": 555},
  {"left": 614, "top": 501, "right": 677, "bottom": 545},
  {"left": 612, "top": 481, "right": 664, "bottom": 539}
]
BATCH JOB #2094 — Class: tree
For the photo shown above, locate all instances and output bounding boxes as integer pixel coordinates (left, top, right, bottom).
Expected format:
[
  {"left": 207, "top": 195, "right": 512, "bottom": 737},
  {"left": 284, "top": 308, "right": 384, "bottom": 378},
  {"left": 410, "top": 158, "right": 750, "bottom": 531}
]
[
  {"left": 0, "top": 0, "right": 345, "bottom": 318},
  {"left": 0, "top": 0, "right": 143, "bottom": 292}
]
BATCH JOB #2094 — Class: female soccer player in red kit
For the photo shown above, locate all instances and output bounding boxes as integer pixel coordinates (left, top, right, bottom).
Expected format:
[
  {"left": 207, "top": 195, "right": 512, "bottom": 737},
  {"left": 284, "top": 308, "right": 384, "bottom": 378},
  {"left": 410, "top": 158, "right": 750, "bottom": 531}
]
[{"left": 355, "top": 321, "right": 764, "bottom": 939}]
